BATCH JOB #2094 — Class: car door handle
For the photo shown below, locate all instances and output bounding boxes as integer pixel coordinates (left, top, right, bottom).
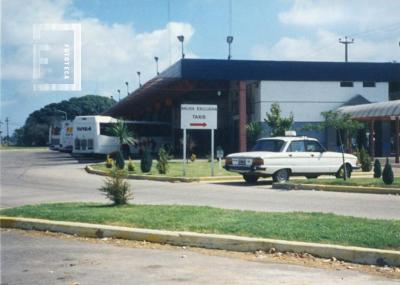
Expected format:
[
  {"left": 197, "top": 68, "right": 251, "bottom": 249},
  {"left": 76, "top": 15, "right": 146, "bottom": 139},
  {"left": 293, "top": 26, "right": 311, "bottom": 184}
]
[
  {"left": 288, "top": 154, "right": 293, "bottom": 157},
  {"left": 310, "top": 154, "right": 315, "bottom": 157}
]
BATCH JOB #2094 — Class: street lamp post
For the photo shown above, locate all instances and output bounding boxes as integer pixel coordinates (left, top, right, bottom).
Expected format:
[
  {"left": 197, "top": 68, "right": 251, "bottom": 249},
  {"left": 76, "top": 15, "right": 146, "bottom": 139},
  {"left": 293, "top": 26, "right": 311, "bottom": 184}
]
[
  {"left": 154, "top": 56, "right": 159, "bottom": 75},
  {"left": 55, "top": 109, "right": 67, "bottom": 120},
  {"left": 227, "top": 36, "right": 234, "bottom": 60},
  {"left": 137, "top": 71, "right": 141, "bottom": 87},
  {"left": 177, "top": 35, "right": 185, "bottom": 59},
  {"left": 125, "top": 81, "right": 129, "bottom": 96},
  {"left": 117, "top": 89, "right": 121, "bottom": 101}
]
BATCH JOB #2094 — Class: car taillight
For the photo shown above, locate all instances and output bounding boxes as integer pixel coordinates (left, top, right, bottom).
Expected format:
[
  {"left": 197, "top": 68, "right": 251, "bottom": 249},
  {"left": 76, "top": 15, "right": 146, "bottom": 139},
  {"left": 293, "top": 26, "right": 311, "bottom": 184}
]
[
  {"left": 252, "top": 157, "right": 264, "bottom": 166},
  {"left": 225, "top": 157, "right": 232, "bottom": 165}
]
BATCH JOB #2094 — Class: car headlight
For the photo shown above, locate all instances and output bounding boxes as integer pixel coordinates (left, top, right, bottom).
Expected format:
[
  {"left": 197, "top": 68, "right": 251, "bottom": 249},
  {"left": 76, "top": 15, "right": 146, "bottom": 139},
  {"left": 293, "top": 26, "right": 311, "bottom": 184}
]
[
  {"left": 225, "top": 157, "right": 232, "bottom": 166},
  {"left": 252, "top": 157, "right": 264, "bottom": 166}
]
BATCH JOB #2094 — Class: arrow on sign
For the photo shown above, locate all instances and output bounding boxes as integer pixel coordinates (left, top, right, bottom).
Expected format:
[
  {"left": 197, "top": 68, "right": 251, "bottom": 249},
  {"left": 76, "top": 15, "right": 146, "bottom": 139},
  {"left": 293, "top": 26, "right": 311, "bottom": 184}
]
[{"left": 190, "top": 122, "right": 207, "bottom": 127}]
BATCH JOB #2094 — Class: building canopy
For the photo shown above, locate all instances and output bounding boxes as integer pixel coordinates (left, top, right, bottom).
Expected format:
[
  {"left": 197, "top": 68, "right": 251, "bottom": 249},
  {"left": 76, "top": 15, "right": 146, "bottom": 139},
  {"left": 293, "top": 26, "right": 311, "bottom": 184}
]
[{"left": 338, "top": 100, "right": 400, "bottom": 120}]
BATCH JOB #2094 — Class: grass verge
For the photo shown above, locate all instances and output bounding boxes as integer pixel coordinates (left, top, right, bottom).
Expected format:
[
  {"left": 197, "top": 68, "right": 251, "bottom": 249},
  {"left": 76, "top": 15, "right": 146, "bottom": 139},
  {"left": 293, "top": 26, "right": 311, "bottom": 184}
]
[
  {"left": 292, "top": 177, "right": 400, "bottom": 188},
  {"left": 92, "top": 161, "right": 237, "bottom": 178},
  {"left": 1, "top": 203, "right": 399, "bottom": 250}
]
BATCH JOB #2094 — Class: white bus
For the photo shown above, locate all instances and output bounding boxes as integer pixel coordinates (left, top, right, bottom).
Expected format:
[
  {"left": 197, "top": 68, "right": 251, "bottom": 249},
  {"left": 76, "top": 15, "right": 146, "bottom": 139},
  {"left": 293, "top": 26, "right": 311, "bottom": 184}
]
[
  {"left": 48, "top": 122, "right": 62, "bottom": 150},
  {"left": 72, "top": 115, "right": 172, "bottom": 156},
  {"left": 59, "top": 120, "right": 74, "bottom": 152}
]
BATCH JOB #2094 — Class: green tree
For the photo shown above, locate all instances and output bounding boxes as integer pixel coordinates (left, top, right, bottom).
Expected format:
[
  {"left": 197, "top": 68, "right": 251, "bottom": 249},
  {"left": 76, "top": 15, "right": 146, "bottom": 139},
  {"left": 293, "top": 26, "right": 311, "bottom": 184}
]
[
  {"left": 303, "top": 110, "right": 364, "bottom": 180},
  {"left": 14, "top": 95, "right": 115, "bottom": 146},
  {"left": 108, "top": 119, "right": 135, "bottom": 158},
  {"left": 264, "top": 103, "right": 293, "bottom": 137},
  {"left": 246, "top": 122, "right": 263, "bottom": 148}
]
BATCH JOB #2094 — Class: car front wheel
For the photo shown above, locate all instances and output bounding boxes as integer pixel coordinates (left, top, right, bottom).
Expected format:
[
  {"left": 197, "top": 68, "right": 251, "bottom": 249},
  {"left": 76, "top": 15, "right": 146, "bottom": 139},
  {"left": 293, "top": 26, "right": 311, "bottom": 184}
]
[
  {"left": 273, "top": 169, "right": 290, "bottom": 183},
  {"left": 243, "top": 174, "right": 259, "bottom": 184}
]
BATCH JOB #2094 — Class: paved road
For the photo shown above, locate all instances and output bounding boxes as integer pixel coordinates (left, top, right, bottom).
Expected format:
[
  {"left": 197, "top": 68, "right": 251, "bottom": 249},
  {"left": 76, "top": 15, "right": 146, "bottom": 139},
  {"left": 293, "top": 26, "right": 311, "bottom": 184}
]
[
  {"left": 1, "top": 229, "right": 398, "bottom": 285},
  {"left": 1, "top": 150, "right": 399, "bottom": 219}
]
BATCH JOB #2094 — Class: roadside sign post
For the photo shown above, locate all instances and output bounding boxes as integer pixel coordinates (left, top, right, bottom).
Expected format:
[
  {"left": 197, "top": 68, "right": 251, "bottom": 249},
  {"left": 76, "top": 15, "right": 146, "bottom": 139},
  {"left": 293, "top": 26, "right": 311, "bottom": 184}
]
[{"left": 181, "top": 104, "right": 218, "bottom": 177}]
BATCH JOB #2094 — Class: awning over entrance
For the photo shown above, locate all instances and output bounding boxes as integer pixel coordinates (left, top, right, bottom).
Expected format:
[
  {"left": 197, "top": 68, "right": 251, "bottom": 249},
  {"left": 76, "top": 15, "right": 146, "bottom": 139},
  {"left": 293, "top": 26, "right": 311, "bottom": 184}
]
[
  {"left": 338, "top": 100, "right": 400, "bottom": 162},
  {"left": 338, "top": 100, "right": 400, "bottom": 120}
]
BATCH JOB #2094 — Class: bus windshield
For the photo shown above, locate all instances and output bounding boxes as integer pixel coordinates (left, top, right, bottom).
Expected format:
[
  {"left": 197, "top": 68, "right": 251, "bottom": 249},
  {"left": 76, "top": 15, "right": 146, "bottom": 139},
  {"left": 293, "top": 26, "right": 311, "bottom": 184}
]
[
  {"left": 251, "top": 139, "right": 285, "bottom": 152},
  {"left": 99, "top": 122, "right": 171, "bottom": 137}
]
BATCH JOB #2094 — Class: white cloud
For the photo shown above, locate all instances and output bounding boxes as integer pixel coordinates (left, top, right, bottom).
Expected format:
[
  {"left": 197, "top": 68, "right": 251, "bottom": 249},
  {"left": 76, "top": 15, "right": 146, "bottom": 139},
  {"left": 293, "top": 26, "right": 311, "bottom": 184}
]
[
  {"left": 1, "top": 0, "right": 196, "bottom": 95},
  {"left": 279, "top": 0, "right": 400, "bottom": 28},
  {"left": 251, "top": 1, "right": 400, "bottom": 62},
  {"left": 250, "top": 29, "right": 399, "bottom": 62}
]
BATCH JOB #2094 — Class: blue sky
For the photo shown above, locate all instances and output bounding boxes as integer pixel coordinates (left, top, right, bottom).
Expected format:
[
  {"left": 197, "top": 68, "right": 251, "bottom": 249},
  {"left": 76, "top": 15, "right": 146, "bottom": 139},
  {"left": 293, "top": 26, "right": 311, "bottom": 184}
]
[{"left": 1, "top": 0, "right": 400, "bottom": 135}]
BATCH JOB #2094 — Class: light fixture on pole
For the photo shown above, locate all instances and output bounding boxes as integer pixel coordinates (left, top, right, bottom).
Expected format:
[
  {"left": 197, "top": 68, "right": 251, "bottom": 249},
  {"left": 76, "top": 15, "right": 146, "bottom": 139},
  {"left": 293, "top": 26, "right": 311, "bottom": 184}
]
[
  {"left": 137, "top": 71, "right": 141, "bottom": 87},
  {"left": 125, "top": 81, "right": 129, "bottom": 96},
  {"left": 177, "top": 35, "right": 185, "bottom": 59},
  {"left": 117, "top": 89, "right": 121, "bottom": 101},
  {"left": 339, "top": 36, "right": 354, "bottom": 62},
  {"left": 55, "top": 109, "right": 67, "bottom": 120},
  {"left": 154, "top": 56, "right": 159, "bottom": 75},
  {"left": 226, "top": 36, "right": 234, "bottom": 60}
]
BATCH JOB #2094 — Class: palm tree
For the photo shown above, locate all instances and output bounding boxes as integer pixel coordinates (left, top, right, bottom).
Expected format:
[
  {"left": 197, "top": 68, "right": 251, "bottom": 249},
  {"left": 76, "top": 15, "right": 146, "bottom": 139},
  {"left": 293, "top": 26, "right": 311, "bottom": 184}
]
[{"left": 108, "top": 120, "right": 136, "bottom": 158}]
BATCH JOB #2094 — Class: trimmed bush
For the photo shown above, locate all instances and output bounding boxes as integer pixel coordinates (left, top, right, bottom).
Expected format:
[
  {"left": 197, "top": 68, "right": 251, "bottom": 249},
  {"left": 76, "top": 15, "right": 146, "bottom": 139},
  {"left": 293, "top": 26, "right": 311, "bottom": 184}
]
[
  {"left": 359, "top": 148, "right": 372, "bottom": 172},
  {"left": 115, "top": 151, "right": 125, "bottom": 170},
  {"left": 373, "top": 159, "right": 382, "bottom": 178},
  {"left": 99, "top": 167, "right": 132, "bottom": 205},
  {"left": 382, "top": 158, "right": 394, "bottom": 185},
  {"left": 140, "top": 148, "right": 152, "bottom": 173},
  {"left": 156, "top": 148, "right": 170, "bottom": 174},
  {"left": 127, "top": 157, "right": 135, "bottom": 172}
]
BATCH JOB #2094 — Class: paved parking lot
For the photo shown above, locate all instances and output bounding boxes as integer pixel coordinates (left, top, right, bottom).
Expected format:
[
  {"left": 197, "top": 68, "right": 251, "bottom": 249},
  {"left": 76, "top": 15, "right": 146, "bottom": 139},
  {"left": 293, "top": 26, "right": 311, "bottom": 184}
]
[{"left": 1, "top": 150, "right": 399, "bottom": 219}]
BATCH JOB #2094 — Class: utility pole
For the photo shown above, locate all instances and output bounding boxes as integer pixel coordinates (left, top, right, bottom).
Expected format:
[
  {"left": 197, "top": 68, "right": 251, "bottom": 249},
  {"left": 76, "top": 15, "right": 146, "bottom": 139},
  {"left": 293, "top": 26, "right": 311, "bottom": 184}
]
[
  {"left": 339, "top": 36, "right": 354, "bottom": 62},
  {"left": 5, "top": 117, "right": 9, "bottom": 144}
]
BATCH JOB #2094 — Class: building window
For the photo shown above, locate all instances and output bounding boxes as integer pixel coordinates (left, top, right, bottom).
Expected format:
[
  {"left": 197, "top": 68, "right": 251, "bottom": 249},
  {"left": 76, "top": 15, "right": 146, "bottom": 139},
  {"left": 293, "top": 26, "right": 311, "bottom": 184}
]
[
  {"left": 340, "top": 81, "right": 353, "bottom": 87},
  {"left": 363, "top": 81, "right": 376, "bottom": 87}
]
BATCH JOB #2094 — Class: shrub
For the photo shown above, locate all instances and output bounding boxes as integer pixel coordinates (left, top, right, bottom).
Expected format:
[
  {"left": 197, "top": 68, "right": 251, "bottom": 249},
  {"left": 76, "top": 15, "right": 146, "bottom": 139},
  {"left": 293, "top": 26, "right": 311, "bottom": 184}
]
[
  {"left": 382, "top": 158, "right": 394, "bottom": 185},
  {"left": 127, "top": 157, "right": 135, "bottom": 172},
  {"left": 359, "top": 148, "right": 372, "bottom": 172},
  {"left": 115, "top": 150, "right": 125, "bottom": 170},
  {"left": 373, "top": 159, "right": 382, "bottom": 178},
  {"left": 99, "top": 167, "right": 132, "bottom": 205},
  {"left": 190, "top": 153, "right": 196, "bottom": 162},
  {"left": 105, "top": 155, "right": 113, "bottom": 168},
  {"left": 140, "top": 148, "right": 152, "bottom": 173},
  {"left": 156, "top": 148, "right": 171, "bottom": 174}
]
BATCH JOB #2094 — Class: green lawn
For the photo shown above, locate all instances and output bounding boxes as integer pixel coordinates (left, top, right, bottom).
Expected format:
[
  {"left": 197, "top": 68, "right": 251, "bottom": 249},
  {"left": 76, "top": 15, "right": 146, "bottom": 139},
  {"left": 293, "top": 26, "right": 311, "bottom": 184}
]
[
  {"left": 92, "top": 160, "right": 238, "bottom": 177},
  {"left": 1, "top": 203, "right": 399, "bottom": 250},
  {"left": 0, "top": 145, "right": 48, "bottom": 151},
  {"left": 293, "top": 177, "right": 400, "bottom": 188}
]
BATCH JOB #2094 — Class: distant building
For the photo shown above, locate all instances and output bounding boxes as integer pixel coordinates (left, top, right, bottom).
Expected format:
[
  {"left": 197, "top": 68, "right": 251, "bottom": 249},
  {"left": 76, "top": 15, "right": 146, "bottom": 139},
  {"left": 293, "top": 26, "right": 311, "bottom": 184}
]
[{"left": 104, "top": 59, "right": 400, "bottom": 157}]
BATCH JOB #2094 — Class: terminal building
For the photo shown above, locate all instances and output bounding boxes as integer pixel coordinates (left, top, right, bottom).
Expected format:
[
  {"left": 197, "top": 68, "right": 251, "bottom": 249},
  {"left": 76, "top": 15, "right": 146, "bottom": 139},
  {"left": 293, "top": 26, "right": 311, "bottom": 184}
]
[{"left": 104, "top": 59, "right": 400, "bottom": 159}]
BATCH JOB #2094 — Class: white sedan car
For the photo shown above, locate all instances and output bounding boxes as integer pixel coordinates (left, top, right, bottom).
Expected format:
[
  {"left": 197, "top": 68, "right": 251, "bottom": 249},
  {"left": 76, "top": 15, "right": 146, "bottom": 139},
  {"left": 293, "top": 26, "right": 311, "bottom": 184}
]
[{"left": 224, "top": 136, "right": 359, "bottom": 183}]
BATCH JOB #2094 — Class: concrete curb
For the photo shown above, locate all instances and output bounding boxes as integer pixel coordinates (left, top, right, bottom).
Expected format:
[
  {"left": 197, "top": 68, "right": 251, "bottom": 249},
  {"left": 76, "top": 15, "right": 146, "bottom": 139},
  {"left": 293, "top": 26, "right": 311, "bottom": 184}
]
[
  {"left": 1, "top": 216, "right": 399, "bottom": 266},
  {"left": 85, "top": 165, "right": 242, "bottom": 183},
  {"left": 272, "top": 183, "right": 400, "bottom": 195}
]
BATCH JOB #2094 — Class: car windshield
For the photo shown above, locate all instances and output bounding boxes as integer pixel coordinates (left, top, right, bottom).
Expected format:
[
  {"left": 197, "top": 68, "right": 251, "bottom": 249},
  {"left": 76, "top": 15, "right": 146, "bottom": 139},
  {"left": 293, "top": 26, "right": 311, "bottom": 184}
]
[{"left": 251, "top": 139, "right": 285, "bottom": 152}]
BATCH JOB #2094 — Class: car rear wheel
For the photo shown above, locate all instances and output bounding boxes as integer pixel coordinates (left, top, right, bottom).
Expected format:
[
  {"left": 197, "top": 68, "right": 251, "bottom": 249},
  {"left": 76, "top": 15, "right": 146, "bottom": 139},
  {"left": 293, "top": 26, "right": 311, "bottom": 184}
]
[
  {"left": 335, "top": 164, "right": 352, "bottom": 179},
  {"left": 273, "top": 169, "right": 290, "bottom": 183},
  {"left": 243, "top": 174, "right": 259, "bottom": 184}
]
